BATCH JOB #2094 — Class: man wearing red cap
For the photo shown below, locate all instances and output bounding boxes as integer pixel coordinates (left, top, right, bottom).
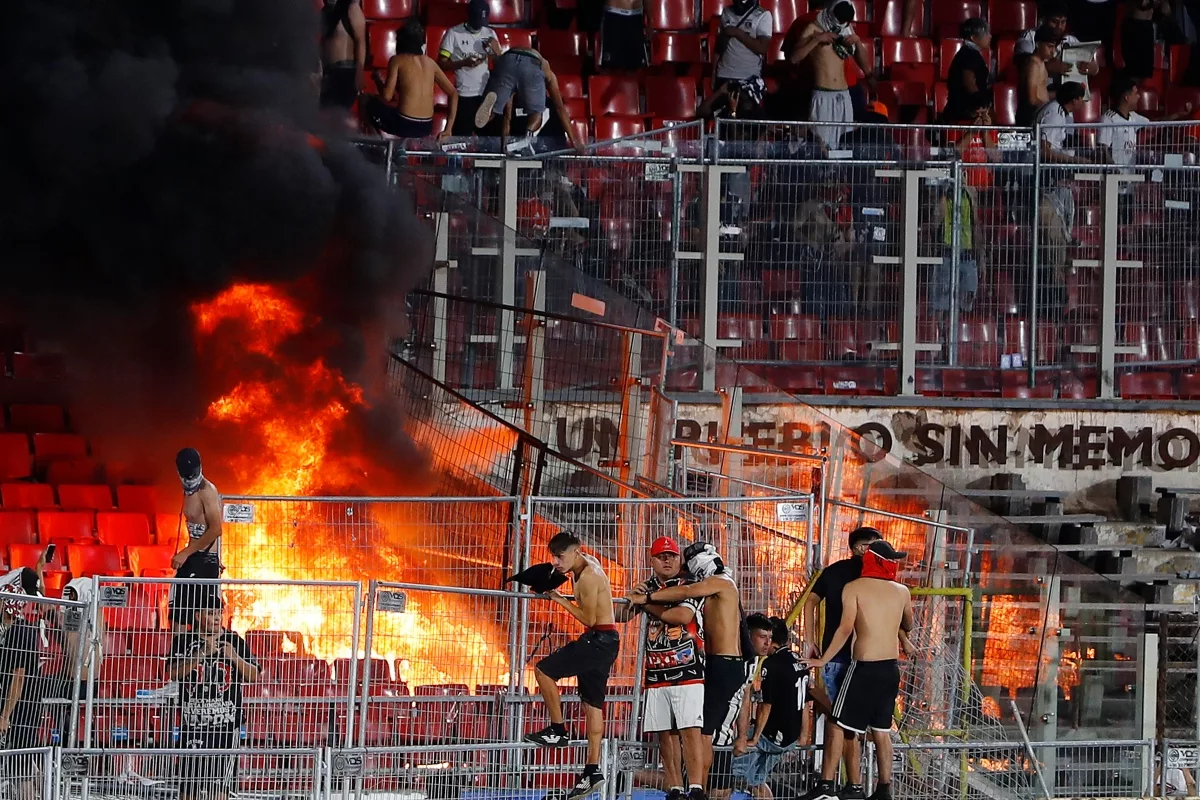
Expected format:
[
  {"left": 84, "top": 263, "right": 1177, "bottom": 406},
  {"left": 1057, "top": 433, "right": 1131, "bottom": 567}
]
[
  {"left": 803, "top": 540, "right": 913, "bottom": 800},
  {"left": 621, "top": 537, "right": 707, "bottom": 800}
]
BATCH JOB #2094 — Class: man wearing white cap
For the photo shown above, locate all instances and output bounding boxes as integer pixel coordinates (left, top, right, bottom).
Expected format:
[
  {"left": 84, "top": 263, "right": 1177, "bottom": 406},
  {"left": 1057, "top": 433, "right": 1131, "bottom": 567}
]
[{"left": 622, "top": 537, "right": 707, "bottom": 800}]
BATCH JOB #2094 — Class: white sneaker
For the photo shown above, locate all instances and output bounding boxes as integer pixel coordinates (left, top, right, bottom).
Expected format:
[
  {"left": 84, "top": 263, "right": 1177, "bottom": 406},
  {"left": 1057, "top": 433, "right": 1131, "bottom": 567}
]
[
  {"left": 529, "top": 107, "right": 550, "bottom": 137},
  {"left": 474, "top": 92, "right": 498, "bottom": 129}
]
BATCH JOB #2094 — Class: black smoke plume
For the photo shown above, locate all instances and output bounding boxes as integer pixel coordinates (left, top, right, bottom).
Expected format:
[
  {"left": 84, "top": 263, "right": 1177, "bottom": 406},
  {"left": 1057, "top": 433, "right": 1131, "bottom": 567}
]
[{"left": 0, "top": 0, "right": 433, "bottom": 494}]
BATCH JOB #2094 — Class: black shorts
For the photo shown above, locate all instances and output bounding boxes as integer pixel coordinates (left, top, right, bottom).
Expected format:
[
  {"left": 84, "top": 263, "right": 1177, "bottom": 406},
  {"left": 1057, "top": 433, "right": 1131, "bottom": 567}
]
[
  {"left": 169, "top": 551, "right": 222, "bottom": 625},
  {"left": 320, "top": 61, "right": 358, "bottom": 109},
  {"left": 831, "top": 659, "right": 900, "bottom": 735},
  {"left": 703, "top": 654, "right": 750, "bottom": 745},
  {"left": 364, "top": 97, "right": 434, "bottom": 138},
  {"left": 178, "top": 728, "right": 239, "bottom": 795},
  {"left": 537, "top": 628, "right": 620, "bottom": 709},
  {"left": 454, "top": 95, "right": 484, "bottom": 135},
  {"left": 599, "top": 9, "right": 647, "bottom": 70}
]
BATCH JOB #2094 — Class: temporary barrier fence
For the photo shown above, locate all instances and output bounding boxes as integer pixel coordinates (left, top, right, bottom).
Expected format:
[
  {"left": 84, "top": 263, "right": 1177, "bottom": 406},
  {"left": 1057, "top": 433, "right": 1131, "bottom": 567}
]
[{"left": 0, "top": 747, "right": 53, "bottom": 800}]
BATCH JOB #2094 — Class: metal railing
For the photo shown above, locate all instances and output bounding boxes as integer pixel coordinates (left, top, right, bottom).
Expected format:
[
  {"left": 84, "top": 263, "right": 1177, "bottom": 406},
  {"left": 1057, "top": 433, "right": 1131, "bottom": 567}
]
[{"left": 388, "top": 116, "right": 1200, "bottom": 399}]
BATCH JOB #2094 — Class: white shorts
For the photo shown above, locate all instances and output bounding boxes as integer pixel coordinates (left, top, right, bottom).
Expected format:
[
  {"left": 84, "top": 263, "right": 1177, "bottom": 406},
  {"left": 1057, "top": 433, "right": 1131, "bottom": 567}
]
[{"left": 644, "top": 683, "right": 705, "bottom": 733}]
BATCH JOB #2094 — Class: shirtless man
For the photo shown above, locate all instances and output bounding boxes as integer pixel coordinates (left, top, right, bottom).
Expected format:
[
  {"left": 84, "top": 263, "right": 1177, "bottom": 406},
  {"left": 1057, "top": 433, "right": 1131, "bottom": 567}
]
[
  {"left": 474, "top": 48, "right": 583, "bottom": 150},
  {"left": 803, "top": 540, "right": 913, "bottom": 800},
  {"left": 319, "top": 0, "right": 367, "bottom": 111},
  {"left": 367, "top": 21, "right": 458, "bottom": 139},
  {"left": 1017, "top": 25, "right": 1059, "bottom": 126},
  {"left": 631, "top": 542, "right": 744, "bottom": 791},
  {"left": 787, "top": 0, "right": 874, "bottom": 147},
  {"left": 526, "top": 532, "right": 620, "bottom": 800},
  {"left": 169, "top": 448, "right": 224, "bottom": 633}
]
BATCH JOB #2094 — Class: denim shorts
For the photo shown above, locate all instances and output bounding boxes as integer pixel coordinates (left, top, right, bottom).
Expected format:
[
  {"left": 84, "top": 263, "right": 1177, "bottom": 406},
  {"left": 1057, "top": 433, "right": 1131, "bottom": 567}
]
[
  {"left": 733, "top": 736, "right": 796, "bottom": 787},
  {"left": 824, "top": 659, "right": 850, "bottom": 705}
]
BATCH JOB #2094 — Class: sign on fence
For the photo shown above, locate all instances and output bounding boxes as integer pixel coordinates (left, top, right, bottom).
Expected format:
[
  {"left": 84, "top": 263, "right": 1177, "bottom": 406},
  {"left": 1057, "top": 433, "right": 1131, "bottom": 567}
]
[{"left": 1167, "top": 745, "right": 1200, "bottom": 769}]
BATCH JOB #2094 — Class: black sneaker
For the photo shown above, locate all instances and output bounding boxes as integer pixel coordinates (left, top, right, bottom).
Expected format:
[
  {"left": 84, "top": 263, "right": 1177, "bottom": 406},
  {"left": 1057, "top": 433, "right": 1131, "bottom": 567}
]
[
  {"left": 840, "top": 785, "right": 866, "bottom": 800},
  {"left": 799, "top": 780, "right": 839, "bottom": 800},
  {"left": 868, "top": 784, "right": 893, "bottom": 800},
  {"left": 566, "top": 770, "right": 605, "bottom": 799},
  {"left": 686, "top": 787, "right": 708, "bottom": 800},
  {"left": 523, "top": 725, "right": 569, "bottom": 747},
  {"left": 666, "top": 790, "right": 686, "bottom": 800}
]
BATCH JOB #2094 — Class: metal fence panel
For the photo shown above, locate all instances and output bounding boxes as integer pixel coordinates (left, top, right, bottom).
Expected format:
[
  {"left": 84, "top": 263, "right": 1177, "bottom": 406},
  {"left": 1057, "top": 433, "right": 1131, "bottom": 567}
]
[{"left": 0, "top": 747, "right": 53, "bottom": 800}]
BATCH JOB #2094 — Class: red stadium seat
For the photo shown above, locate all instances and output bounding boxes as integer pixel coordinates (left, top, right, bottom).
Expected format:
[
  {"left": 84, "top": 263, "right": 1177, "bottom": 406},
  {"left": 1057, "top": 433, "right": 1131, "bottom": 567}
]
[
  {"left": 128, "top": 629, "right": 173, "bottom": 657},
  {"left": 425, "top": 25, "right": 449, "bottom": 59},
  {"left": 0, "top": 435, "right": 32, "bottom": 481},
  {"left": 645, "top": 75, "right": 699, "bottom": 117},
  {"left": 44, "top": 458, "right": 101, "bottom": 485},
  {"left": 881, "top": 37, "right": 935, "bottom": 83},
  {"left": 931, "top": 0, "right": 982, "bottom": 38},
  {"left": 1119, "top": 371, "right": 1176, "bottom": 399},
  {"left": 1118, "top": 322, "right": 1171, "bottom": 363},
  {"left": 941, "top": 369, "right": 1000, "bottom": 396},
  {"left": 992, "top": 82, "right": 1018, "bottom": 125},
  {"left": 955, "top": 318, "right": 1001, "bottom": 366},
  {"left": 594, "top": 115, "right": 647, "bottom": 141},
  {"left": 1137, "top": 88, "right": 1162, "bottom": 116},
  {"left": 494, "top": 28, "right": 536, "bottom": 49},
  {"left": 116, "top": 485, "right": 160, "bottom": 515},
  {"left": 96, "top": 512, "right": 153, "bottom": 547},
  {"left": 717, "top": 314, "right": 769, "bottom": 360},
  {"left": 649, "top": 32, "right": 707, "bottom": 65},
  {"left": 995, "top": 38, "right": 1017, "bottom": 79},
  {"left": 362, "top": 0, "right": 415, "bottom": 18},
  {"left": 769, "top": 314, "right": 824, "bottom": 361},
  {"left": 1065, "top": 321, "right": 1100, "bottom": 364},
  {"left": 126, "top": 545, "right": 175, "bottom": 577},
  {"left": 425, "top": 4, "right": 468, "bottom": 25},
  {"left": 32, "top": 433, "right": 87, "bottom": 461},
  {"left": 367, "top": 21, "right": 405, "bottom": 68},
  {"left": 7, "top": 405, "right": 66, "bottom": 433},
  {"left": 9, "top": 353, "right": 65, "bottom": 382},
  {"left": 538, "top": 30, "right": 590, "bottom": 70},
  {"left": 823, "top": 365, "right": 895, "bottom": 395},
  {"left": 876, "top": 81, "right": 930, "bottom": 118},
  {"left": 68, "top": 544, "right": 129, "bottom": 578},
  {"left": 1059, "top": 371, "right": 1099, "bottom": 399},
  {"left": 0, "top": 510, "right": 36, "bottom": 548},
  {"left": 988, "top": 0, "right": 1036, "bottom": 35},
  {"left": 1180, "top": 372, "right": 1200, "bottom": 399},
  {"left": 2, "top": 482, "right": 56, "bottom": 510},
  {"left": 1000, "top": 370, "right": 1055, "bottom": 399},
  {"left": 702, "top": 0, "right": 723, "bottom": 21},
  {"left": 556, "top": 73, "right": 585, "bottom": 100},
  {"left": 1166, "top": 86, "right": 1200, "bottom": 117},
  {"left": 874, "top": 0, "right": 923, "bottom": 35},
  {"left": 1073, "top": 92, "right": 1101, "bottom": 123},
  {"left": 491, "top": 0, "right": 525, "bottom": 23},
  {"left": 1169, "top": 43, "right": 1192, "bottom": 86},
  {"left": 648, "top": 0, "right": 697, "bottom": 30},
  {"left": 761, "top": 0, "right": 803, "bottom": 33},
  {"left": 38, "top": 511, "right": 95, "bottom": 542},
  {"left": 57, "top": 484, "right": 114, "bottom": 511},
  {"left": 9, "top": 542, "right": 68, "bottom": 573},
  {"left": 588, "top": 74, "right": 641, "bottom": 116},
  {"left": 933, "top": 81, "right": 949, "bottom": 114}
]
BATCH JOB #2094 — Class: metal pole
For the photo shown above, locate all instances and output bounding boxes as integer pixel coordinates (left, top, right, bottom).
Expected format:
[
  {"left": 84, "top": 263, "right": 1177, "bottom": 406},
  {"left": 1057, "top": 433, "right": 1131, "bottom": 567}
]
[
  {"left": 669, "top": 166, "right": 683, "bottom": 328},
  {"left": 349, "top": 581, "right": 367, "bottom": 748},
  {"left": 948, "top": 162, "right": 963, "bottom": 367},
  {"left": 66, "top": 595, "right": 89, "bottom": 749},
  {"left": 82, "top": 588, "right": 100, "bottom": 748},
  {"left": 1011, "top": 700, "right": 1053, "bottom": 800},
  {"left": 1029, "top": 128, "right": 1042, "bottom": 389}
]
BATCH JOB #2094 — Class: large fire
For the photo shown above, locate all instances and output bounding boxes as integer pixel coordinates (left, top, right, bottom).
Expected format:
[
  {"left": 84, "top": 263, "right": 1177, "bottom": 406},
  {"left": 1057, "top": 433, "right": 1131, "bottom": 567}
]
[{"left": 189, "top": 283, "right": 512, "bottom": 688}]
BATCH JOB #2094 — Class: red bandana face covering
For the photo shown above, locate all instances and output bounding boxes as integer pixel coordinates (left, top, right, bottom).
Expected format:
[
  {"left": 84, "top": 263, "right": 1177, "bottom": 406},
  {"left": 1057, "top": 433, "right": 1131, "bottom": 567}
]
[{"left": 861, "top": 549, "right": 900, "bottom": 581}]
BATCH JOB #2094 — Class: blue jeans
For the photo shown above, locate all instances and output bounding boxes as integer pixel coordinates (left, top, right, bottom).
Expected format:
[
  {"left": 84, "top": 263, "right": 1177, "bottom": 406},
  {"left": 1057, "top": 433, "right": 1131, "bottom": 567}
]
[
  {"left": 733, "top": 736, "right": 796, "bottom": 787},
  {"left": 823, "top": 659, "right": 850, "bottom": 706}
]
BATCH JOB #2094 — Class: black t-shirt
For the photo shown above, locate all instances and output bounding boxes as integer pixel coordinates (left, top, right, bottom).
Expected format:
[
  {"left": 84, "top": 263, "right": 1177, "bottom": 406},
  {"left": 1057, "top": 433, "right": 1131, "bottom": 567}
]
[
  {"left": 168, "top": 630, "right": 259, "bottom": 732},
  {"left": 759, "top": 648, "right": 805, "bottom": 747},
  {"left": 812, "top": 557, "right": 860, "bottom": 662},
  {"left": 0, "top": 620, "right": 41, "bottom": 717},
  {"left": 945, "top": 45, "right": 991, "bottom": 120}
]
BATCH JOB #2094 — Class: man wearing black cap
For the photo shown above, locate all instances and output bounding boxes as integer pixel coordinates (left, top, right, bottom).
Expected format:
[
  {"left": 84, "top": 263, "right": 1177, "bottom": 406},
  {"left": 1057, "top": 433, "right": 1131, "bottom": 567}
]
[
  {"left": 169, "top": 448, "right": 224, "bottom": 632},
  {"left": 437, "top": 0, "right": 501, "bottom": 135},
  {"left": 167, "top": 596, "right": 260, "bottom": 800},
  {"left": 803, "top": 540, "right": 914, "bottom": 800},
  {"left": 0, "top": 566, "right": 46, "bottom": 800}
]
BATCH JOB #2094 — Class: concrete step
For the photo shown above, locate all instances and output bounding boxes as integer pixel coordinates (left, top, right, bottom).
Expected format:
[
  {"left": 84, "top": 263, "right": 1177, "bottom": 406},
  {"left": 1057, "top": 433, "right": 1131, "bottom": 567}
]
[
  {"left": 1085, "top": 520, "right": 1168, "bottom": 548},
  {"left": 1125, "top": 548, "right": 1200, "bottom": 575}
]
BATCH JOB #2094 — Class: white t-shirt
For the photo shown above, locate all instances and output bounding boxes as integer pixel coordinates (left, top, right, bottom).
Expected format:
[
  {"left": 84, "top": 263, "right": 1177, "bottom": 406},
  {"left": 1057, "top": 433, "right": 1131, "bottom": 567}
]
[
  {"left": 1097, "top": 109, "right": 1148, "bottom": 166},
  {"left": 1036, "top": 101, "right": 1074, "bottom": 151},
  {"left": 716, "top": 6, "right": 773, "bottom": 81},
  {"left": 1164, "top": 768, "right": 1188, "bottom": 797},
  {"left": 438, "top": 24, "right": 497, "bottom": 97}
]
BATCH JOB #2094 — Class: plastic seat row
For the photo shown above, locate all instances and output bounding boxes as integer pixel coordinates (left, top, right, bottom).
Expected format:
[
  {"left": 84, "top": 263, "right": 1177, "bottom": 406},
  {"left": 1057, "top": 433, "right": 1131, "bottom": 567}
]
[
  {"left": 0, "top": 482, "right": 158, "bottom": 512},
  {"left": 5, "top": 542, "right": 173, "bottom": 580},
  {"left": 0, "top": 508, "right": 167, "bottom": 547},
  {"left": 1, "top": 404, "right": 67, "bottom": 433}
]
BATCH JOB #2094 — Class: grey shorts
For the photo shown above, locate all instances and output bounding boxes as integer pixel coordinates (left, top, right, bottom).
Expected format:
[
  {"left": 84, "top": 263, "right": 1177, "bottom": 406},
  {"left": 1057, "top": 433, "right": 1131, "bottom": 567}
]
[
  {"left": 485, "top": 51, "right": 546, "bottom": 120},
  {"left": 809, "top": 88, "right": 854, "bottom": 147},
  {"left": 931, "top": 252, "right": 979, "bottom": 312}
]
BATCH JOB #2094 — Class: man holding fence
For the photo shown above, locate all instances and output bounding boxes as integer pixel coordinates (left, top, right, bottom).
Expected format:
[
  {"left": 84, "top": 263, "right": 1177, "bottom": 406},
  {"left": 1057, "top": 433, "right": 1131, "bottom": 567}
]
[
  {"left": 0, "top": 567, "right": 45, "bottom": 800},
  {"left": 620, "top": 537, "right": 707, "bottom": 800},
  {"left": 526, "top": 532, "right": 620, "bottom": 800}
]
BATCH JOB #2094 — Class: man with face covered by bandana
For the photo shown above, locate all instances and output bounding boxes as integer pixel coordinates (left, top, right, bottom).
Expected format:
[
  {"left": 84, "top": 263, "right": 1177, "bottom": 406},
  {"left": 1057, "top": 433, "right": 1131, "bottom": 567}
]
[
  {"left": 803, "top": 540, "right": 913, "bottom": 800},
  {"left": 169, "top": 448, "right": 224, "bottom": 632},
  {"left": 437, "top": 0, "right": 501, "bottom": 135},
  {"left": 0, "top": 567, "right": 45, "bottom": 799},
  {"left": 630, "top": 542, "right": 745, "bottom": 797}
]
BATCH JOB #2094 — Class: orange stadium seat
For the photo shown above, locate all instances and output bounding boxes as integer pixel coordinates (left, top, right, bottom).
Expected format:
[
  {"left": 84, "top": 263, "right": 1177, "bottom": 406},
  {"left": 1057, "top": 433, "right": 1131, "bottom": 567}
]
[
  {"left": 7, "top": 404, "right": 66, "bottom": 433},
  {"left": 126, "top": 544, "right": 175, "bottom": 577},
  {"left": 362, "top": 0, "right": 415, "bottom": 18},
  {"left": 57, "top": 484, "right": 114, "bottom": 511},
  {"left": 68, "top": 544, "right": 129, "bottom": 578},
  {"left": 0, "top": 511, "right": 36, "bottom": 546},
  {"left": 648, "top": 0, "right": 697, "bottom": 30},
  {"left": 0, "top": 435, "right": 33, "bottom": 481},
  {"left": 2, "top": 482, "right": 56, "bottom": 509},
  {"left": 588, "top": 74, "right": 641, "bottom": 116},
  {"left": 44, "top": 458, "right": 101, "bottom": 485},
  {"left": 988, "top": 0, "right": 1036, "bottom": 35},
  {"left": 96, "top": 512, "right": 153, "bottom": 547},
  {"left": 9, "top": 541, "right": 69, "bottom": 573},
  {"left": 32, "top": 433, "right": 87, "bottom": 461},
  {"left": 38, "top": 510, "right": 95, "bottom": 542},
  {"left": 116, "top": 485, "right": 160, "bottom": 515}
]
